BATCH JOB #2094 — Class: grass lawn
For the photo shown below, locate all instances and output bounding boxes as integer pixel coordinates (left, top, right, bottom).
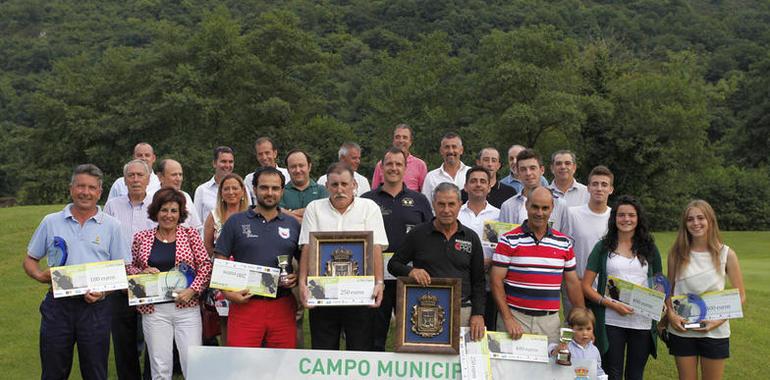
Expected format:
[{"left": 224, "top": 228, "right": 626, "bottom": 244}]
[{"left": 2, "top": 205, "right": 768, "bottom": 379}]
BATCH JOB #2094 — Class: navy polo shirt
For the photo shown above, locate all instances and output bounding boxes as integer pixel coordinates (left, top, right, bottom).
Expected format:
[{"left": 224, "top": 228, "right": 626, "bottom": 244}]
[
  {"left": 214, "top": 207, "right": 301, "bottom": 298},
  {"left": 360, "top": 185, "right": 432, "bottom": 252}
]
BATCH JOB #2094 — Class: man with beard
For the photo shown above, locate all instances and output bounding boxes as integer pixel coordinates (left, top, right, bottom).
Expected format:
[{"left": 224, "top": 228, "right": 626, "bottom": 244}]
[
  {"left": 298, "top": 163, "right": 388, "bottom": 351},
  {"left": 214, "top": 167, "right": 301, "bottom": 348},
  {"left": 421, "top": 132, "right": 470, "bottom": 209}
]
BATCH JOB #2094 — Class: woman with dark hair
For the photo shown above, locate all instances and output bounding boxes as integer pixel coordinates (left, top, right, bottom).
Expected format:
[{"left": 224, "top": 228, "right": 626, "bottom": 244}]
[
  {"left": 127, "top": 188, "right": 212, "bottom": 380},
  {"left": 581, "top": 195, "right": 662, "bottom": 380},
  {"left": 666, "top": 200, "right": 745, "bottom": 380}
]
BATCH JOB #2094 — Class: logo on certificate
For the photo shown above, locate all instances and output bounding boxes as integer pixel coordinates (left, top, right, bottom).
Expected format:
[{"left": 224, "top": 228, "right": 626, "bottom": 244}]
[{"left": 278, "top": 227, "right": 290, "bottom": 239}]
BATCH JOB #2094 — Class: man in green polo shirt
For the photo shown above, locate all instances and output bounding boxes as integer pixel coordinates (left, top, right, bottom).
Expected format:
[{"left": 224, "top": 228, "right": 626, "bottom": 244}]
[{"left": 280, "top": 149, "right": 328, "bottom": 223}]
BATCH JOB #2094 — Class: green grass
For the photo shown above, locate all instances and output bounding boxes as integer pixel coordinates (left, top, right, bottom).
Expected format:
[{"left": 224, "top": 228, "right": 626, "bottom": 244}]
[{"left": 2, "top": 205, "right": 768, "bottom": 379}]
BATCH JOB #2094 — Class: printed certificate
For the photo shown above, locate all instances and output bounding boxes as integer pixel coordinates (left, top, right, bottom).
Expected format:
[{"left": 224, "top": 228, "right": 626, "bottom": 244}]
[
  {"left": 209, "top": 259, "right": 280, "bottom": 298},
  {"left": 50, "top": 260, "right": 128, "bottom": 298},
  {"left": 486, "top": 332, "right": 549, "bottom": 363},
  {"left": 481, "top": 221, "right": 519, "bottom": 248},
  {"left": 605, "top": 276, "right": 666, "bottom": 321},
  {"left": 126, "top": 271, "right": 186, "bottom": 305},
  {"left": 306, "top": 276, "right": 375, "bottom": 306},
  {"left": 460, "top": 327, "right": 492, "bottom": 380},
  {"left": 671, "top": 288, "right": 743, "bottom": 320}
]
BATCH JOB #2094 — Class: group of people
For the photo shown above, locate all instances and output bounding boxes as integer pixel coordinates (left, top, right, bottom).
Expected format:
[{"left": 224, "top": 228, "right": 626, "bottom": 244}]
[{"left": 24, "top": 123, "right": 746, "bottom": 380}]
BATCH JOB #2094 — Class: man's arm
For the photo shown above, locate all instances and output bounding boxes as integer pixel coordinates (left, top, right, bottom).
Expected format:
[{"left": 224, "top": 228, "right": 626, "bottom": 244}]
[
  {"left": 490, "top": 265, "right": 523, "bottom": 339},
  {"left": 23, "top": 255, "right": 50, "bottom": 284},
  {"left": 564, "top": 270, "right": 585, "bottom": 308}
]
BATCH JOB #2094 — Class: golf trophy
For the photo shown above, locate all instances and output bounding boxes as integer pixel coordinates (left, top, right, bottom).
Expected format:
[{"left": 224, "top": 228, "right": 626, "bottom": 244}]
[
  {"left": 556, "top": 328, "right": 574, "bottom": 366},
  {"left": 277, "top": 255, "right": 290, "bottom": 287}
]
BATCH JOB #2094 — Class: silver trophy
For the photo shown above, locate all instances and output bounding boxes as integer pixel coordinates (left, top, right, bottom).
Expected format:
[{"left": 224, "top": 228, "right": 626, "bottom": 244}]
[{"left": 277, "top": 255, "right": 290, "bottom": 286}]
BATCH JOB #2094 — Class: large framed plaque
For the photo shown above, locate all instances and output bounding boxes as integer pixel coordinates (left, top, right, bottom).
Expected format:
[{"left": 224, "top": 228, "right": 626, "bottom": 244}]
[
  {"left": 394, "top": 277, "right": 461, "bottom": 354},
  {"left": 307, "top": 231, "right": 374, "bottom": 277}
]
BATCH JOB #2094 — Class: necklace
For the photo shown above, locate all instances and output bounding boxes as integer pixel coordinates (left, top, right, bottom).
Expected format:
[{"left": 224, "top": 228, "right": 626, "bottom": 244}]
[{"left": 157, "top": 228, "right": 176, "bottom": 243}]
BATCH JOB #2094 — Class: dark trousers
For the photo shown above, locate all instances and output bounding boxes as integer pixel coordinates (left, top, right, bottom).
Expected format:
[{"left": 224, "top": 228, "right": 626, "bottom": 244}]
[
  {"left": 39, "top": 292, "right": 112, "bottom": 380},
  {"left": 602, "top": 325, "right": 652, "bottom": 380},
  {"left": 373, "top": 280, "right": 397, "bottom": 351},
  {"left": 483, "top": 291, "right": 497, "bottom": 331},
  {"left": 110, "top": 292, "right": 142, "bottom": 380},
  {"left": 309, "top": 306, "right": 374, "bottom": 351}
]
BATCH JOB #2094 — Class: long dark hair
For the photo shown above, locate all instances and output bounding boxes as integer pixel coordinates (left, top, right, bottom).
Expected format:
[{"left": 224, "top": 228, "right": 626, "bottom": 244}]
[{"left": 602, "top": 195, "right": 656, "bottom": 266}]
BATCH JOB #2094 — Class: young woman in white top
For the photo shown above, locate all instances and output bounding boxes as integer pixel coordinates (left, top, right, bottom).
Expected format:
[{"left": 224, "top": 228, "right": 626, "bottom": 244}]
[
  {"left": 583, "top": 195, "right": 662, "bottom": 380},
  {"left": 666, "top": 200, "right": 746, "bottom": 380}
]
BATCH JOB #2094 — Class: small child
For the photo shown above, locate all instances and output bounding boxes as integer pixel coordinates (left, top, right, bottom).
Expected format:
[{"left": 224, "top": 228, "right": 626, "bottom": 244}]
[{"left": 550, "top": 307, "right": 607, "bottom": 379}]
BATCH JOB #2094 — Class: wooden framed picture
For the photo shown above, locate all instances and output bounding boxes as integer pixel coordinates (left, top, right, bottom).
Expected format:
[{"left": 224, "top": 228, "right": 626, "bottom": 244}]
[
  {"left": 307, "top": 231, "right": 374, "bottom": 277},
  {"left": 394, "top": 277, "right": 461, "bottom": 354}
]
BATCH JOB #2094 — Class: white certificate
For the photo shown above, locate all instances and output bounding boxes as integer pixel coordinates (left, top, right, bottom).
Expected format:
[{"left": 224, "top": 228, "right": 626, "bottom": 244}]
[
  {"left": 606, "top": 276, "right": 666, "bottom": 321},
  {"left": 460, "top": 327, "right": 492, "bottom": 380},
  {"left": 671, "top": 288, "right": 743, "bottom": 320},
  {"left": 209, "top": 259, "right": 280, "bottom": 298},
  {"left": 306, "top": 276, "right": 375, "bottom": 306},
  {"left": 50, "top": 260, "right": 128, "bottom": 298},
  {"left": 481, "top": 221, "right": 520, "bottom": 248},
  {"left": 486, "top": 332, "right": 549, "bottom": 363},
  {"left": 127, "top": 271, "right": 184, "bottom": 305}
]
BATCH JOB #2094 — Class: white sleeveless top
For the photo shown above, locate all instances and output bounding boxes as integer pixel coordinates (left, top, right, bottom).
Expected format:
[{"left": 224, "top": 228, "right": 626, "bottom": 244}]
[{"left": 669, "top": 245, "right": 730, "bottom": 339}]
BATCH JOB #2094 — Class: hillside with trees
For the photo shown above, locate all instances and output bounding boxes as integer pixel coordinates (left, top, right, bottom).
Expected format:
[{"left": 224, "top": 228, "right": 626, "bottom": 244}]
[{"left": 1, "top": 0, "right": 768, "bottom": 229}]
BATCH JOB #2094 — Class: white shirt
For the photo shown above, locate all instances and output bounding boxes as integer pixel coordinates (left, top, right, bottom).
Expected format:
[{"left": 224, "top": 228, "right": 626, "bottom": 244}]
[
  {"left": 104, "top": 194, "right": 155, "bottom": 250},
  {"left": 562, "top": 204, "right": 611, "bottom": 278},
  {"left": 107, "top": 172, "right": 161, "bottom": 203},
  {"left": 604, "top": 254, "right": 651, "bottom": 330},
  {"left": 421, "top": 162, "right": 470, "bottom": 206},
  {"left": 548, "top": 179, "right": 590, "bottom": 207},
  {"left": 498, "top": 192, "right": 569, "bottom": 231},
  {"left": 299, "top": 197, "right": 388, "bottom": 247},
  {"left": 244, "top": 166, "right": 290, "bottom": 203},
  {"left": 193, "top": 176, "right": 218, "bottom": 225},
  {"left": 458, "top": 201, "right": 500, "bottom": 260},
  {"left": 317, "top": 171, "right": 371, "bottom": 196},
  {"left": 181, "top": 191, "right": 203, "bottom": 235}
]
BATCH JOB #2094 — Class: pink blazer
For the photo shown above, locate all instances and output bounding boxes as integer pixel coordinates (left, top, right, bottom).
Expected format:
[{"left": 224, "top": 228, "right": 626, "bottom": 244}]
[{"left": 128, "top": 225, "right": 212, "bottom": 314}]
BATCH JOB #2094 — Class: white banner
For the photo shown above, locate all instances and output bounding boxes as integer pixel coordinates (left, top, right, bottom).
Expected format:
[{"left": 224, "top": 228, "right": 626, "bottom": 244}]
[{"left": 187, "top": 346, "right": 597, "bottom": 380}]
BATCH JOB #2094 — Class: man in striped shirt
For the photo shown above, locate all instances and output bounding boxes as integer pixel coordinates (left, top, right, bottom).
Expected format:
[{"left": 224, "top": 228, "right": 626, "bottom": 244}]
[{"left": 490, "top": 187, "right": 584, "bottom": 343}]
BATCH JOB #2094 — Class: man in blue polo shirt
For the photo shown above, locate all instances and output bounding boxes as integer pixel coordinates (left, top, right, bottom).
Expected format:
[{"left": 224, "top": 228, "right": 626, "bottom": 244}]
[
  {"left": 361, "top": 147, "right": 432, "bottom": 351},
  {"left": 23, "top": 164, "right": 129, "bottom": 380},
  {"left": 215, "top": 167, "right": 301, "bottom": 348}
]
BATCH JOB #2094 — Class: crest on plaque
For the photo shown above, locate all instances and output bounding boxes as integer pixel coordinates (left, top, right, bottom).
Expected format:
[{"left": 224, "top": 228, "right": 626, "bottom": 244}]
[
  {"left": 324, "top": 247, "right": 360, "bottom": 276},
  {"left": 410, "top": 293, "right": 445, "bottom": 338}
]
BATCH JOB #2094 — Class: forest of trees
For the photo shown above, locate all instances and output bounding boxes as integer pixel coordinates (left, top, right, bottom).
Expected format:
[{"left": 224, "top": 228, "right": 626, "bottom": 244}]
[{"left": 0, "top": 0, "right": 768, "bottom": 230}]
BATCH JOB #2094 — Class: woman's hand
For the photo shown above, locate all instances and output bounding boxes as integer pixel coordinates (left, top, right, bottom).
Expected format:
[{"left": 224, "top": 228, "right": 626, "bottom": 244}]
[
  {"left": 667, "top": 309, "right": 688, "bottom": 332},
  {"left": 174, "top": 288, "right": 196, "bottom": 304},
  {"left": 607, "top": 299, "right": 634, "bottom": 316},
  {"left": 693, "top": 319, "right": 726, "bottom": 332},
  {"left": 141, "top": 266, "right": 160, "bottom": 274}
]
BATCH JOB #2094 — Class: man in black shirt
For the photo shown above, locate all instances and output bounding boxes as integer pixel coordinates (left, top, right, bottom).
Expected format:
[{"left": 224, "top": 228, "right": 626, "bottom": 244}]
[
  {"left": 388, "top": 182, "right": 486, "bottom": 341},
  {"left": 461, "top": 147, "right": 516, "bottom": 208},
  {"left": 362, "top": 147, "right": 432, "bottom": 351}
]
